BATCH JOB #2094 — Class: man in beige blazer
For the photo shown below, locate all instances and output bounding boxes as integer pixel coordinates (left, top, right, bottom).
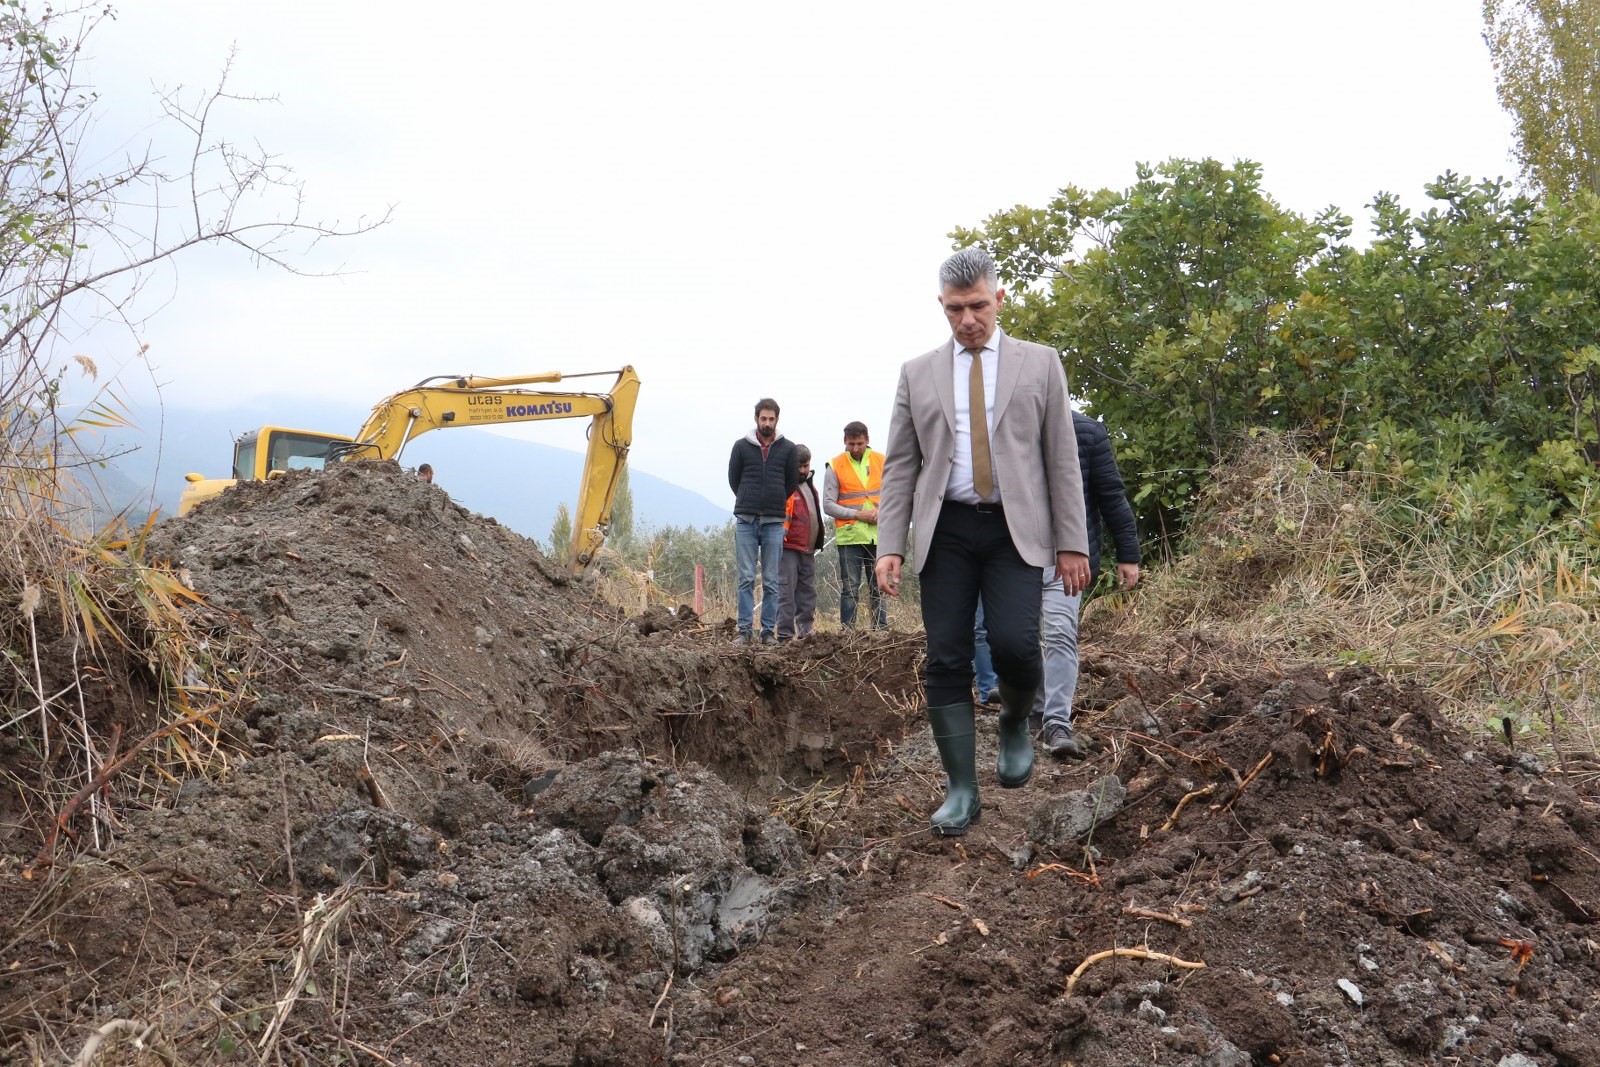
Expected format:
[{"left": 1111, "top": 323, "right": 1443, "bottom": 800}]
[{"left": 875, "top": 247, "right": 1089, "bottom": 836}]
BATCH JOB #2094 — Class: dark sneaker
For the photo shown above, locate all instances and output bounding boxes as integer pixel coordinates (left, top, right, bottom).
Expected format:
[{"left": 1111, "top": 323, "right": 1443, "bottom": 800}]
[
  {"left": 759, "top": 631, "right": 778, "bottom": 645},
  {"left": 981, "top": 688, "right": 1001, "bottom": 708},
  {"left": 1042, "top": 722, "right": 1086, "bottom": 759},
  {"left": 733, "top": 633, "right": 752, "bottom": 646}
]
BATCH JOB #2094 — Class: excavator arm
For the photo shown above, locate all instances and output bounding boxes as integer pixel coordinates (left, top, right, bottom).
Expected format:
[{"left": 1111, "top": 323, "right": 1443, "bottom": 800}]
[{"left": 341, "top": 366, "right": 640, "bottom": 574}]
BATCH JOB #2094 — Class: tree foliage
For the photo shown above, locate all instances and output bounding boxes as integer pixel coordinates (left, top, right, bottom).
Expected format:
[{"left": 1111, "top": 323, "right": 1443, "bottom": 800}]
[
  {"left": 956, "top": 158, "right": 1600, "bottom": 555},
  {"left": 548, "top": 502, "right": 573, "bottom": 564},
  {"left": 609, "top": 468, "right": 635, "bottom": 550},
  {"left": 1483, "top": 0, "right": 1600, "bottom": 200},
  {"left": 954, "top": 160, "right": 1342, "bottom": 544}
]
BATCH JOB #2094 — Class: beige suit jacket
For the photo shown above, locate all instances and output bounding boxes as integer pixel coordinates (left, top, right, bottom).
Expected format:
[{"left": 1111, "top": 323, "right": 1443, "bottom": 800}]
[{"left": 877, "top": 332, "right": 1087, "bottom": 572}]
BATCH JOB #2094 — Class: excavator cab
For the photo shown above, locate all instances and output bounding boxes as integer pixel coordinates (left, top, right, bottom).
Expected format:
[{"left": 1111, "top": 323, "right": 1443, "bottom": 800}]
[
  {"left": 233, "top": 427, "right": 355, "bottom": 480},
  {"left": 182, "top": 427, "right": 357, "bottom": 514}
]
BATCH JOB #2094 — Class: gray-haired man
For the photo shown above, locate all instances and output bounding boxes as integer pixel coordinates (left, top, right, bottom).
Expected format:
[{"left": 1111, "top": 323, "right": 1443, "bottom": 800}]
[{"left": 875, "top": 247, "right": 1089, "bottom": 836}]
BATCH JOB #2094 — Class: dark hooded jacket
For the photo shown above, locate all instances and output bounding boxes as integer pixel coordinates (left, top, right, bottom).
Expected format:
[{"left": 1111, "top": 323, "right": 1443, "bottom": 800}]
[
  {"left": 728, "top": 429, "right": 799, "bottom": 519},
  {"left": 1074, "top": 411, "right": 1141, "bottom": 579}
]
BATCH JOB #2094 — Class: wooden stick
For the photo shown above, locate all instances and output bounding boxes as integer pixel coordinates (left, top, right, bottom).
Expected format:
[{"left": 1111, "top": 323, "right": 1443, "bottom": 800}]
[
  {"left": 1027, "top": 862, "right": 1099, "bottom": 885},
  {"left": 1160, "top": 784, "right": 1215, "bottom": 832},
  {"left": 1065, "top": 947, "right": 1206, "bottom": 995},
  {"left": 342, "top": 1038, "right": 400, "bottom": 1066},
  {"left": 28, "top": 709, "right": 219, "bottom": 873},
  {"left": 1221, "top": 752, "right": 1275, "bottom": 813},
  {"left": 357, "top": 763, "right": 387, "bottom": 808},
  {"left": 1123, "top": 906, "right": 1193, "bottom": 928},
  {"left": 648, "top": 973, "right": 674, "bottom": 1028},
  {"left": 1120, "top": 733, "right": 1208, "bottom": 765},
  {"left": 69, "top": 1019, "right": 157, "bottom": 1067},
  {"left": 1317, "top": 729, "right": 1337, "bottom": 777},
  {"left": 416, "top": 668, "right": 472, "bottom": 699}
]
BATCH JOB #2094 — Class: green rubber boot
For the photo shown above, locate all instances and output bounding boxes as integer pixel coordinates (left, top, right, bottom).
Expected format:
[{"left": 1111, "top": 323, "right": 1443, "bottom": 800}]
[
  {"left": 995, "top": 680, "right": 1037, "bottom": 788},
  {"left": 927, "top": 701, "right": 980, "bottom": 836}
]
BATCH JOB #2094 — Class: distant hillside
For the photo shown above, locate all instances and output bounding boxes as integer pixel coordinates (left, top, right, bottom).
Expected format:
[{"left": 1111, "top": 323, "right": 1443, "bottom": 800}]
[{"left": 94, "top": 401, "right": 731, "bottom": 542}]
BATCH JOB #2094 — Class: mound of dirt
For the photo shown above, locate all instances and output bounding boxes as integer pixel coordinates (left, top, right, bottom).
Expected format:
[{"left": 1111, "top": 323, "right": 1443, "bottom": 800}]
[{"left": 3, "top": 460, "right": 1599, "bottom": 1066}]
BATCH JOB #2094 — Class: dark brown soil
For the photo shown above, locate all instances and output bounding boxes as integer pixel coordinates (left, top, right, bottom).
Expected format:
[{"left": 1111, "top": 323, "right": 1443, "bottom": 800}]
[{"left": 4, "top": 460, "right": 1599, "bottom": 1066}]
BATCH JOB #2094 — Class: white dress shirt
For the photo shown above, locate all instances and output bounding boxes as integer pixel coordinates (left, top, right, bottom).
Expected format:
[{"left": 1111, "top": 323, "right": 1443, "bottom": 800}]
[{"left": 945, "top": 329, "right": 1000, "bottom": 505}]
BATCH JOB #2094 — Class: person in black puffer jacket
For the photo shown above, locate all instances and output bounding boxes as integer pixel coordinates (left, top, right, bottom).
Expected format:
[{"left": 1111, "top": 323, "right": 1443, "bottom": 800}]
[
  {"left": 727, "top": 398, "right": 799, "bottom": 645},
  {"left": 1034, "top": 411, "right": 1141, "bottom": 757}
]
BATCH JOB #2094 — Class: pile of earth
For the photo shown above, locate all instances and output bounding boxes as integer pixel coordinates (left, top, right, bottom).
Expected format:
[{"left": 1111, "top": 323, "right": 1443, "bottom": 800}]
[{"left": 2, "top": 459, "right": 1598, "bottom": 1067}]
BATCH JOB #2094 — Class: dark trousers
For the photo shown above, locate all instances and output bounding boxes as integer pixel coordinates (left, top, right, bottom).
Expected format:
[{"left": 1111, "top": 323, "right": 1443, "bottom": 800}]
[
  {"left": 837, "top": 543, "right": 886, "bottom": 629},
  {"left": 920, "top": 503, "right": 1043, "bottom": 706},
  {"left": 778, "top": 549, "right": 816, "bottom": 639}
]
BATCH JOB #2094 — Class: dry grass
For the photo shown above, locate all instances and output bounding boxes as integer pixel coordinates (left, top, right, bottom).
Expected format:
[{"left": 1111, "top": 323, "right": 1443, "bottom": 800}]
[
  {"left": 6, "top": 860, "right": 383, "bottom": 1066},
  {"left": 3, "top": 370, "right": 257, "bottom": 868},
  {"left": 591, "top": 535, "right": 923, "bottom": 632},
  {"left": 1097, "top": 433, "right": 1600, "bottom": 755}
]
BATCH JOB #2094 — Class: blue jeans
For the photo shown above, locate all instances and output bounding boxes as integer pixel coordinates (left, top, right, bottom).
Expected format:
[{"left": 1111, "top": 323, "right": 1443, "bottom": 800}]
[
  {"left": 736, "top": 517, "right": 785, "bottom": 636},
  {"left": 973, "top": 597, "right": 998, "bottom": 697},
  {"left": 838, "top": 543, "right": 886, "bottom": 629},
  {"left": 1033, "top": 567, "right": 1082, "bottom": 728}
]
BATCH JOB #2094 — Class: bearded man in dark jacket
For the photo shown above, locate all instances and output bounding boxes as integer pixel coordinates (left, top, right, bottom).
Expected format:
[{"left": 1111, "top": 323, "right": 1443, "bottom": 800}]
[
  {"left": 728, "top": 398, "right": 799, "bottom": 645},
  {"left": 1035, "top": 411, "right": 1142, "bottom": 757}
]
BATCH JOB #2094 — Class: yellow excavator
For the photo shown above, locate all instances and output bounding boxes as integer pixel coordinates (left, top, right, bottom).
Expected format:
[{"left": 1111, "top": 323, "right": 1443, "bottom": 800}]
[{"left": 178, "top": 366, "right": 640, "bottom": 574}]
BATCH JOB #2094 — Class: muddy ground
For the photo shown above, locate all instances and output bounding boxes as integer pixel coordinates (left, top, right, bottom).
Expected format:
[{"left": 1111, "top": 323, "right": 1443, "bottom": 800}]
[{"left": 3, "top": 460, "right": 1599, "bottom": 1066}]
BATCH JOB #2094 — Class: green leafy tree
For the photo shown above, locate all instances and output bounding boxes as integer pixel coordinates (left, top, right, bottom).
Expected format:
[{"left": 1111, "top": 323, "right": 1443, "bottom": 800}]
[
  {"left": 1484, "top": 0, "right": 1600, "bottom": 199},
  {"left": 641, "top": 520, "right": 735, "bottom": 602},
  {"left": 958, "top": 159, "right": 1600, "bottom": 553},
  {"left": 609, "top": 468, "right": 635, "bottom": 551},
  {"left": 954, "top": 159, "right": 1341, "bottom": 544},
  {"left": 548, "top": 502, "right": 573, "bottom": 563}
]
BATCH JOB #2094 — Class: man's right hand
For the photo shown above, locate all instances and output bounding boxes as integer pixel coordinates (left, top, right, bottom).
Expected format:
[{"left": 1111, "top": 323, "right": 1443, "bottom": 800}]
[
  {"left": 855, "top": 507, "right": 879, "bottom": 524},
  {"left": 875, "top": 554, "right": 903, "bottom": 596}
]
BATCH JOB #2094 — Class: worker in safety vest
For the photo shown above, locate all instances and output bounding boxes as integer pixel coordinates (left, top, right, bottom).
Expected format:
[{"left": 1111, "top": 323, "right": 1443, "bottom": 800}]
[{"left": 823, "top": 420, "right": 887, "bottom": 629}]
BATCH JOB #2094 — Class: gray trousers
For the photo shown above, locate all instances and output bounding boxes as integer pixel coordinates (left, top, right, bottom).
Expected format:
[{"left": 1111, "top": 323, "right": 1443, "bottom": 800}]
[
  {"left": 778, "top": 549, "right": 817, "bottom": 639},
  {"left": 1033, "top": 567, "right": 1082, "bottom": 728}
]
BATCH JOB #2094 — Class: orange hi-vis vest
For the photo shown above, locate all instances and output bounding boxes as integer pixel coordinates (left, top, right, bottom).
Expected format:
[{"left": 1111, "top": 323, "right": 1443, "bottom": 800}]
[{"left": 830, "top": 450, "right": 882, "bottom": 529}]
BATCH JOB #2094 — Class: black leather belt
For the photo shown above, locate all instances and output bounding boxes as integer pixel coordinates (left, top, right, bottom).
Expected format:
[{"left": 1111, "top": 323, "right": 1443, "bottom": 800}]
[{"left": 944, "top": 500, "right": 1004, "bottom": 514}]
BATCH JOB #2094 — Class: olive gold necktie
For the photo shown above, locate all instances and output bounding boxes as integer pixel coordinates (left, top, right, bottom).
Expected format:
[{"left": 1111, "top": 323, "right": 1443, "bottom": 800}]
[{"left": 966, "top": 348, "right": 994, "bottom": 499}]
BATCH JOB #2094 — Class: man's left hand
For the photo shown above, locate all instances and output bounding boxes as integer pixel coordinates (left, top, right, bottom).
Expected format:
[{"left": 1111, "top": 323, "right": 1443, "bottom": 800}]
[
  {"left": 1056, "top": 551, "right": 1091, "bottom": 596},
  {"left": 875, "top": 554, "right": 903, "bottom": 596}
]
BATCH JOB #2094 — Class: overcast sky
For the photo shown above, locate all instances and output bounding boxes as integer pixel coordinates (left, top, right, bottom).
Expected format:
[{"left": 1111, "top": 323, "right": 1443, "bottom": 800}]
[{"left": 64, "top": 0, "right": 1517, "bottom": 512}]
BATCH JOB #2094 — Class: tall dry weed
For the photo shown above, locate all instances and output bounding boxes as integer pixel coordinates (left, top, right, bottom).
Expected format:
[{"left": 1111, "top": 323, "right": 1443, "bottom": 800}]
[{"left": 2, "top": 365, "right": 253, "bottom": 867}]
